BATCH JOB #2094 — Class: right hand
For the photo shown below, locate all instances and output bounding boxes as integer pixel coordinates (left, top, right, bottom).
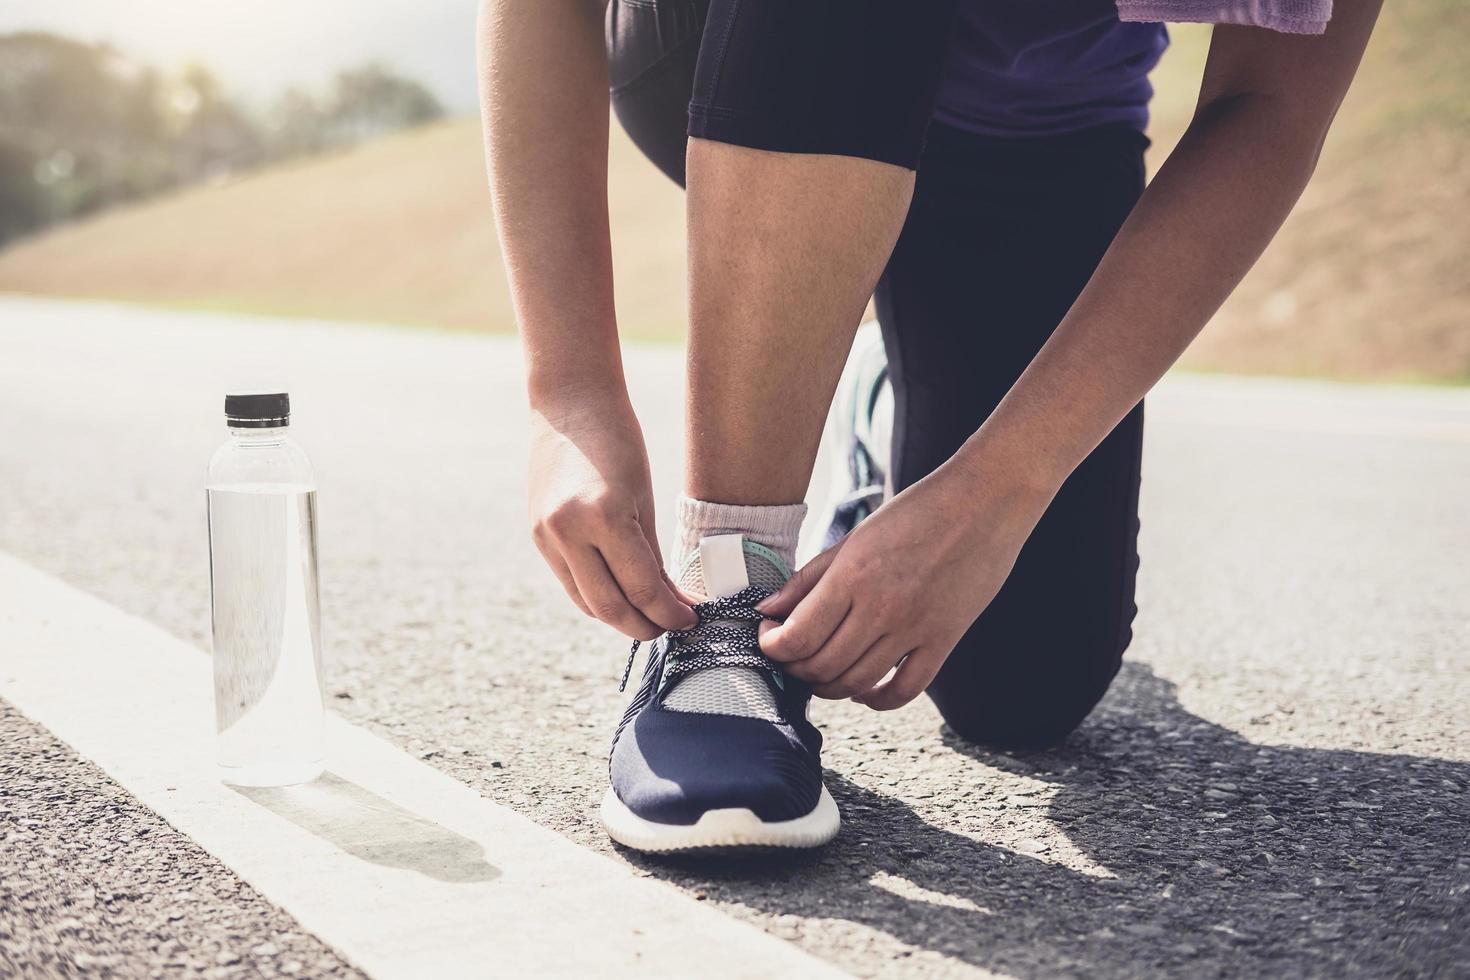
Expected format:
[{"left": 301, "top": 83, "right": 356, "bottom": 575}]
[{"left": 528, "top": 393, "right": 696, "bottom": 640}]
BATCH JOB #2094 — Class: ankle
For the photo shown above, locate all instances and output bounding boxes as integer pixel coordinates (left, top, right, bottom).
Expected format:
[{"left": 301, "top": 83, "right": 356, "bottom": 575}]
[{"left": 674, "top": 495, "right": 806, "bottom": 571}]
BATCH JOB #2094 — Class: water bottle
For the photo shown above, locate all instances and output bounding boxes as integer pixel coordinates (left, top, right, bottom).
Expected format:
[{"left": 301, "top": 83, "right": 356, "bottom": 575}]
[{"left": 206, "top": 392, "right": 325, "bottom": 786}]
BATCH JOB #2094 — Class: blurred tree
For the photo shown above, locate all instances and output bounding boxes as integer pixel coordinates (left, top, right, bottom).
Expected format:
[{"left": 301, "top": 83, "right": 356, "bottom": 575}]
[
  {"left": 0, "top": 33, "right": 184, "bottom": 242},
  {"left": 265, "top": 87, "right": 331, "bottom": 159},
  {"left": 0, "top": 33, "right": 445, "bottom": 247},
  {"left": 0, "top": 139, "right": 45, "bottom": 242},
  {"left": 328, "top": 63, "right": 443, "bottom": 143},
  {"left": 168, "top": 63, "right": 264, "bottom": 179}
]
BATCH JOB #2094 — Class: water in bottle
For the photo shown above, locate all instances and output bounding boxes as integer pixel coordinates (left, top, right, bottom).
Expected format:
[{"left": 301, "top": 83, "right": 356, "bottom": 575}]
[{"left": 206, "top": 392, "right": 325, "bottom": 786}]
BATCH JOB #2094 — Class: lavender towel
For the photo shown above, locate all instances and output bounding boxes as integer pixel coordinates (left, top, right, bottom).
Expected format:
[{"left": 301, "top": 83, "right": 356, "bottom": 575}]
[{"left": 1117, "top": 0, "right": 1332, "bottom": 35}]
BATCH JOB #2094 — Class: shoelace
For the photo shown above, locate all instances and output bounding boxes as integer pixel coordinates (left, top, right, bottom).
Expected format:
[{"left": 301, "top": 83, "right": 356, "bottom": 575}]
[{"left": 619, "top": 585, "right": 779, "bottom": 692}]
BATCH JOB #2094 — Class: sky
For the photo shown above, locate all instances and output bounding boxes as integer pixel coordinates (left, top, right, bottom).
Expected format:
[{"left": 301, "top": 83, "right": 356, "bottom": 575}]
[{"left": 0, "top": 0, "right": 482, "bottom": 113}]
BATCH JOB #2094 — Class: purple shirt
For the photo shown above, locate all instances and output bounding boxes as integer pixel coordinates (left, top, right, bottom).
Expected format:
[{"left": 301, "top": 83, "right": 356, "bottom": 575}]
[{"left": 934, "top": 0, "right": 1169, "bottom": 138}]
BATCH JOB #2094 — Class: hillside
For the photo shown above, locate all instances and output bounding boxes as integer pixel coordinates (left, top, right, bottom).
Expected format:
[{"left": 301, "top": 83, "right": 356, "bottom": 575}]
[
  {"left": 0, "top": 5, "right": 1465, "bottom": 380},
  {"left": 1147, "top": 4, "right": 1469, "bottom": 381},
  {"left": 0, "top": 119, "right": 691, "bottom": 338}
]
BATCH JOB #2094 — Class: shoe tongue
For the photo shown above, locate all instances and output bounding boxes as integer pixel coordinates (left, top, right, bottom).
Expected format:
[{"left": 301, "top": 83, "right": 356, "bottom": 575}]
[
  {"left": 679, "top": 534, "right": 787, "bottom": 600},
  {"left": 664, "top": 535, "right": 789, "bottom": 722}
]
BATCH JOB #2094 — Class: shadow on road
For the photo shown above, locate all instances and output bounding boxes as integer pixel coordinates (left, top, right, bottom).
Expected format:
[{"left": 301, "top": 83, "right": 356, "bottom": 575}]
[
  {"left": 234, "top": 772, "right": 500, "bottom": 884},
  {"left": 624, "top": 663, "right": 1469, "bottom": 977}
]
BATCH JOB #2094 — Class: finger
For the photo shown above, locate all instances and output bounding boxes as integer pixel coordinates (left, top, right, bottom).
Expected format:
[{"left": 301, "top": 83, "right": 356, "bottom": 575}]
[
  {"left": 634, "top": 494, "right": 700, "bottom": 607},
  {"left": 564, "top": 546, "right": 663, "bottom": 640},
  {"left": 812, "top": 634, "right": 905, "bottom": 700},
  {"left": 755, "top": 544, "right": 841, "bottom": 617},
  {"left": 759, "top": 573, "right": 852, "bottom": 663},
  {"left": 635, "top": 494, "right": 665, "bottom": 570},
  {"left": 785, "top": 613, "right": 881, "bottom": 687},
  {"left": 532, "top": 534, "right": 594, "bottom": 618},
  {"left": 599, "top": 529, "right": 697, "bottom": 630},
  {"left": 855, "top": 648, "right": 943, "bottom": 711}
]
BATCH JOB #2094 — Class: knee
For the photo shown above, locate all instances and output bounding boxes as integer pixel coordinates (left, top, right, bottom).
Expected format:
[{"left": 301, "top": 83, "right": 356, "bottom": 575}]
[
  {"left": 928, "top": 640, "right": 1128, "bottom": 750},
  {"left": 936, "top": 689, "right": 1096, "bottom": 750}
]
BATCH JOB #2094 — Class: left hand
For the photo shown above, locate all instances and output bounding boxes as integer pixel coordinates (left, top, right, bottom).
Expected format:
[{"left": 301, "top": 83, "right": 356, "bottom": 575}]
[{"left": 756, "top": 464, "right": 1048, "bottom": 710}]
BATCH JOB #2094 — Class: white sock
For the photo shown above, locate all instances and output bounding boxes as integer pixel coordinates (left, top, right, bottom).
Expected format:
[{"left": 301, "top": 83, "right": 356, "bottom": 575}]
[{"left": 673, "top": 495, "right": 806, "bottom": 573}]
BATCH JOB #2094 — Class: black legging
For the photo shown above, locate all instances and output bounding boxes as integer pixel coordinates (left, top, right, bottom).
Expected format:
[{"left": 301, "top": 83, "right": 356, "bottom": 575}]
[{"left": 608, "top": 0, "right": 1147, "bottom": 748}]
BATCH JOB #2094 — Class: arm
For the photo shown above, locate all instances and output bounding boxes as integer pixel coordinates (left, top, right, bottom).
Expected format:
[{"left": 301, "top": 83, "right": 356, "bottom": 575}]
[
  {"left": 479, "top": 0, "right": 695, "bottom": 637},
  {"left": 963, "top": 1, "right": 1385, "bottom": 501},
  {"left": 480, "top": 0, "right": 618, "bottom": 400},
  {"left": 759, "top": 2, "right": 1383, "bottom": 707}
]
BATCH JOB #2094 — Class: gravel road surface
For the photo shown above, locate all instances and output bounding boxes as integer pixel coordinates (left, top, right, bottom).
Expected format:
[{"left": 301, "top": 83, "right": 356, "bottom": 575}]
[{"left": 2, "top": 298, "right": 1467, "bottom": 978}]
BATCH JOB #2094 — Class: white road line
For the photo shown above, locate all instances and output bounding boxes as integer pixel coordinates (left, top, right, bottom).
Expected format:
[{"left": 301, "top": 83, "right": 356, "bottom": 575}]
[{"left": 0, "top": 552, "right": 849, "bottom": 979}]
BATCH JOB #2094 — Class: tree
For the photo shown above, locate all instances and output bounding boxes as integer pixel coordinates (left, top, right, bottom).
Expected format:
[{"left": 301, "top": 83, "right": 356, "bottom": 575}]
[
  {"left": 0, "top": 139, "right": 45, "bottom": 243},
  {"left": 265, "top": 87, "right": 330, "bottom": 160},
  {"left": 0, "top": 34, "right": 446, "bottom": 246},
  {"left": 168, "top": 63, "right": 264, "bottom": 179},
  {"left": 328, "top": 63, "right": 443, "bottom": 144}
]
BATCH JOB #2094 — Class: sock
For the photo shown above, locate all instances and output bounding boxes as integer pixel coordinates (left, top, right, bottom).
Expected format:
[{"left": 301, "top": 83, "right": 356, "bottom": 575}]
[{"left": 673, "top": 495, "right": 806, "bottom": 576}]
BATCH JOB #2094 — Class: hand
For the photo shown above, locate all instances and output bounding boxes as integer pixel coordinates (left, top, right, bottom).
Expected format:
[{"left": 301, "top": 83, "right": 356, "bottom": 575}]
[
  {"left": 756, "top": 464, "right": 1048, "bottom": 709},
  {"left": 528, "top": 391, "right": 696, "bottom": 639}
]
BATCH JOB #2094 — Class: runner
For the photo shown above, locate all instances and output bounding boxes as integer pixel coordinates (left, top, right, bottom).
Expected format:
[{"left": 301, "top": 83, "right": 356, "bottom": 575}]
[{"left": 478, "top": 0, "right": 1381, "bottom": 853}]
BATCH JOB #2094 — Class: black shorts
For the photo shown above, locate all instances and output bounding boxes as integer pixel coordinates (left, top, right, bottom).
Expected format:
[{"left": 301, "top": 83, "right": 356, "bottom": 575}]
[
  {"left": 608, "top": 0, "right": 1148, "bottom": 747},
  {"left": 609, "top": 0, "right": 960, "bottom": 180}
]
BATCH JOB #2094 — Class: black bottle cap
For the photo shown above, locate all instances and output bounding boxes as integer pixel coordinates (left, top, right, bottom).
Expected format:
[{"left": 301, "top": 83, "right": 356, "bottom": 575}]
[{"left": 224, "top": 392, "right": 290, "bottom": 428}]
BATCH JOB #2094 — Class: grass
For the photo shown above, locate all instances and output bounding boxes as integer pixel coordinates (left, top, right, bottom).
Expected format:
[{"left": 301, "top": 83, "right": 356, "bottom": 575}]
[
  {"left": 0, "top": 120, "right": 691, "bottom": 341},
  {"left": 0, "top": 5, "right": 1465, "bottom": 381},
  {"left": 1147, "top": 10, "right": 1470, "bottom": 382}
]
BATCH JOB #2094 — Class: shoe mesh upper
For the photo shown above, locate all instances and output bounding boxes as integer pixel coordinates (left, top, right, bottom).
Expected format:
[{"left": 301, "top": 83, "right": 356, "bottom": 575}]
[{"left": 660, "top": 548, "right": 785, "bottom": 721}]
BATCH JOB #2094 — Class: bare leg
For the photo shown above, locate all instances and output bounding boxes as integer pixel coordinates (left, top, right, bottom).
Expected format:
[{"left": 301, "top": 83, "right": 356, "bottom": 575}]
[{"left": 684, "top": 138, "right": 914, "bottom": 506}]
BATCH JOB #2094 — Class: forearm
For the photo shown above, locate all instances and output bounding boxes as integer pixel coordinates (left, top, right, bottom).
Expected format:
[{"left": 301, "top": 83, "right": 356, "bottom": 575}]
[
  {"left": 954, "top": 5, "right": 1382, "bottom": 510},
  {"left": 959, "top": 97, "right": 1322, "bottom": 500},
  {"left": 478, "top": 0, "right": 626, "bottom": 407}
]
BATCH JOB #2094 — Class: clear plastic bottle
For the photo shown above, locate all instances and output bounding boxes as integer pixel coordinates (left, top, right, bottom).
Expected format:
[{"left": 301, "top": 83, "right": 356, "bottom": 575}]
[{"left": 206, "top": 392, "right": 324, "bottom": 786}]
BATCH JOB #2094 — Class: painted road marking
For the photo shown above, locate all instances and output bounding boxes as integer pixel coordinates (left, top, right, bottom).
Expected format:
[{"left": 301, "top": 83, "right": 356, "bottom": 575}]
[{"left": 0, "top": 552, "right": 849, "bottom": 979}]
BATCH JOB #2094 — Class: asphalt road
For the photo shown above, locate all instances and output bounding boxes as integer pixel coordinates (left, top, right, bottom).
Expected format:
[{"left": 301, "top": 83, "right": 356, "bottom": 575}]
[{"left": 2, "top": 297, "right": 1468, "bottom": 978}]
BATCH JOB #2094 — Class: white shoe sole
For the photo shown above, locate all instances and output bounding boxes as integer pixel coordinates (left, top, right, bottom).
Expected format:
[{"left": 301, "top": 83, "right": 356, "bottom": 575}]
[{"left": 601, "top": 785, "right": 840, "bottom": 854}]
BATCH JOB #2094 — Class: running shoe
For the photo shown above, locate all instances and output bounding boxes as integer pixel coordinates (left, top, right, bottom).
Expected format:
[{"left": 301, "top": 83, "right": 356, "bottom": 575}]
[
  {"left": 601, "top": 534, "right": 839, "bottom": 853},
  {"left": 821, "top": 321, "right": 893, "bottom": 548}
]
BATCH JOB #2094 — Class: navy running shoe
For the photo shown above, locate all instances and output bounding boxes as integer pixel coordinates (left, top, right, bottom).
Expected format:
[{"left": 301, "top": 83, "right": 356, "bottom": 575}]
[{"left": 601, "top": 534, "right": 839, "bottom": 853}]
